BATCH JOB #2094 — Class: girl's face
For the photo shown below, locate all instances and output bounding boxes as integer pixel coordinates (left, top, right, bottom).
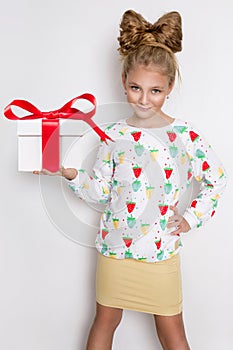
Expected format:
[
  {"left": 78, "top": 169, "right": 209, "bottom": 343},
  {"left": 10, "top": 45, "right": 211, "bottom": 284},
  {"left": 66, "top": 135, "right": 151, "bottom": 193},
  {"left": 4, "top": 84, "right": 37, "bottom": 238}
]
[{"left": 122, "top": 64, "right": 174, "bottom": 121}]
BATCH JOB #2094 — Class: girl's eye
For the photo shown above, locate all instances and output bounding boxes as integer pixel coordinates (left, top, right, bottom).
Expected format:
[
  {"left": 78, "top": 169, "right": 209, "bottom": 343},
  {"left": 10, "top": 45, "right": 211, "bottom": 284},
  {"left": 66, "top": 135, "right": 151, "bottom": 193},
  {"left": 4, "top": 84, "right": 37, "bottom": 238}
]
[
  {"left": 130, "top": 86, "right": 140, "bottom": 91},
  {"left": 152, "top": 89, "right": 161, "bottom": 94}
]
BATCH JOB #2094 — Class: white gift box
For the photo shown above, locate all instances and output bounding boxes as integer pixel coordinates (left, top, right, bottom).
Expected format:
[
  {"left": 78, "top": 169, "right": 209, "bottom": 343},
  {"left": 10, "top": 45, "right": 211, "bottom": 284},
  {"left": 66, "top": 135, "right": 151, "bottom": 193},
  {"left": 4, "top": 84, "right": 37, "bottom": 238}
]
[
  {"left": 17, "top": 103, "right": 133, "bottom": 171},
  {"left": 17, "top": 119, "right": 86, "bottom": 171}
]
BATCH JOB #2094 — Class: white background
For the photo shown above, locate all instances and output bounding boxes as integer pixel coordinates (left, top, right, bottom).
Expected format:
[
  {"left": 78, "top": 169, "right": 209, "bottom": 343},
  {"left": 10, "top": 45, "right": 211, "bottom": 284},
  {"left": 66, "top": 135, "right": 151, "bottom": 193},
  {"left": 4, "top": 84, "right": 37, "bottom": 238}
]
[{"left": 0, "top": 0, "right": 233, "bottom": 349}]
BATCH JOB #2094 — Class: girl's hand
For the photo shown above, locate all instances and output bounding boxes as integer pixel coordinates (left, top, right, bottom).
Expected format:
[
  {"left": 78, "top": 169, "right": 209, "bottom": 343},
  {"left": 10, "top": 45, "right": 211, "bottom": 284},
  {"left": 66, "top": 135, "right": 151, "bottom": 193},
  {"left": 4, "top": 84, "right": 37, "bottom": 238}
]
[
  {"left": 167, "top": 205, "right": 191, "bottom": 236},
  {"left": 33, "top": 167, "right": 78, "bottom": 180}
]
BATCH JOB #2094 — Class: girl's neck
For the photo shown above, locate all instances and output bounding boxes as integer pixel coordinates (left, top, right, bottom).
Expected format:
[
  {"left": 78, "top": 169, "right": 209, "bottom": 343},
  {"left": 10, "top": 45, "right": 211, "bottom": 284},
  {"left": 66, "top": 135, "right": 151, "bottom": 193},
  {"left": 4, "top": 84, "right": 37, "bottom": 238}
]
[{"left": 126, "top": 112, "right": 175, "bottom": 129}]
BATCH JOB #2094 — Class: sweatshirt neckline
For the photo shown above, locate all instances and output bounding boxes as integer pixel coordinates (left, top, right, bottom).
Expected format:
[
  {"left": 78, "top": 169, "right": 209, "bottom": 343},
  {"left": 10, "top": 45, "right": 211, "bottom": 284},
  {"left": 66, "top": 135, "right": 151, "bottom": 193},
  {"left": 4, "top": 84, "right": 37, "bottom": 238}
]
[{"left": 119, "top": 118, "right": 177, "bottom": 130}]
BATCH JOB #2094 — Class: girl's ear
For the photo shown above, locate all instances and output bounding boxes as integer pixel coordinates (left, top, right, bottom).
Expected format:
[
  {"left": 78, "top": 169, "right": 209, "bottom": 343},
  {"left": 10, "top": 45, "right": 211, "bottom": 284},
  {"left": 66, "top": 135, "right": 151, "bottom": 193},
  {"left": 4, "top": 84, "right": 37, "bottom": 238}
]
[
  {"left": 168, "top": 81, "right": 175, "bottom": 95},
  {"left": 122, "top": 72, "right": 127, "bottom": 90}
]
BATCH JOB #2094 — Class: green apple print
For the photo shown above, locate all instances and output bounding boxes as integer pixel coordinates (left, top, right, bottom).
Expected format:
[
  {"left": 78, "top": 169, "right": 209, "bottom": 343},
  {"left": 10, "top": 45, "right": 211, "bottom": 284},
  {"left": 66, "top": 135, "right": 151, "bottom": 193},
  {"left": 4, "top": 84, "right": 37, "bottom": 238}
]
[
  {"left": 164, "top": 181, "right": 172, "bottom": 194},
  {"left": 101, "top": 242, "right": 108, "bottom": 254},
  {"left": 173, "top": 125, "right": 188, "bottom": 134},
  {"left": 157, "top": 250, "right": 164, "bottom": 260},
  {"left": 134, "top": 143, "right": 145, "bottom": 156},
  {"left": 112, "top": 179, "right": 118, "bottom": 187},
  {"left": 178, "top": 239, "right": 183, "bottom": 247},
  {"left": 160, "top": 218, "right": 167, "bottom": 231},
  {"left": 211, "top": 198, "right": 218, "bottom": 209},
  {"left": 127, "top": 214, "right": 136, "bottom": 228},
  {"left": 169, "top": 144, "right": 178, "bottom": 158},
  {"left": 99, "top": 198, "right": 108, "bottom": 204},
  {"left": 106, "top": 122, "right": 117, "bottom": 130},
  {"left": 125, "top": 250, "right": 133, "bottom": 258},
  {"left": 68, "top": 184, "right": 76, "bottom": 192},
  {"left": 105, "top": 210, "right": 111, "bottom": 221},
  {"left": 196, "top": 149, "right": 205, "bottom": 159},
  {"left": 197, "top": 221, "right": 203, "bottom": 228},
  {"left": 132, "top": 179, "right": 141, "bottom": 192}
]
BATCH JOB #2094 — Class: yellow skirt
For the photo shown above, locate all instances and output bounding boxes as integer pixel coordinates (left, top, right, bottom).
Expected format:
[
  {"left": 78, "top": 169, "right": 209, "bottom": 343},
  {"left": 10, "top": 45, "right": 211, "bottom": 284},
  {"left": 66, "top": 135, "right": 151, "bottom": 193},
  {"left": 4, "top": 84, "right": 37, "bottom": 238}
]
[{"left": 96, "top": 252, "right": 182, "bottom": 316}]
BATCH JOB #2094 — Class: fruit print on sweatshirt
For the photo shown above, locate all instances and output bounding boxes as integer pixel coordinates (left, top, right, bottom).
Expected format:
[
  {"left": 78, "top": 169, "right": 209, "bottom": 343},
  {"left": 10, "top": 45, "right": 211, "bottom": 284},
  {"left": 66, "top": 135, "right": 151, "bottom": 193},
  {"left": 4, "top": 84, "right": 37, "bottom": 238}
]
[{"left": 67, "top": 118, "right": 227, "bottom": 263}]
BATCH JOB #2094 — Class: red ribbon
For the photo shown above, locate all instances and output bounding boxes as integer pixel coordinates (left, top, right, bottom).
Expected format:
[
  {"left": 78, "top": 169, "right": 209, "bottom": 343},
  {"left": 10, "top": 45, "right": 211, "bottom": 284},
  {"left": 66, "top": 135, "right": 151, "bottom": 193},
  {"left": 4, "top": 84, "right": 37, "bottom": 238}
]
[{"left": 4, "top": 93, "right": 114, "bottom": 171}]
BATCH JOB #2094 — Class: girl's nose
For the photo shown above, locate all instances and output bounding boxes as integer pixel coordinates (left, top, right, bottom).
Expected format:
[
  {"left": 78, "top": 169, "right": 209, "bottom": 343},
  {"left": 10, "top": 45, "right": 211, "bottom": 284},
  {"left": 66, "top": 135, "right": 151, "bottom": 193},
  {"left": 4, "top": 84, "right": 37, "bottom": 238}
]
[{"left": 139, "top": 91, "right": 149, "bottom": 105}]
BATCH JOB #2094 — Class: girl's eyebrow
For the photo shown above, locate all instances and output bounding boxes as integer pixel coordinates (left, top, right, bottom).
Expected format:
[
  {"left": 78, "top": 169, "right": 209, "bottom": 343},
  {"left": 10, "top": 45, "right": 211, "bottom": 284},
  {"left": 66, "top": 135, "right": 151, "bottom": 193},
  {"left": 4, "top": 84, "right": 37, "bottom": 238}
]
[{"left": 128, "top": 81, "right": 164, "bottom": 89}]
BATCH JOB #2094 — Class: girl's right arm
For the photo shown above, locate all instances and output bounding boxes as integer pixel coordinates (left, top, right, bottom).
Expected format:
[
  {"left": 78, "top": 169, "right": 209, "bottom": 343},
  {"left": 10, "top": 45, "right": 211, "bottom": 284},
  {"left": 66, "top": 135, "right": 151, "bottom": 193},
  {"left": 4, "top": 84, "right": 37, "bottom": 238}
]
[
  {"left": 34, "top": 139, "right": 114, "bottom": 205},
  {"left": 65, "top": 140, "right": 114, "bottom": 204}
]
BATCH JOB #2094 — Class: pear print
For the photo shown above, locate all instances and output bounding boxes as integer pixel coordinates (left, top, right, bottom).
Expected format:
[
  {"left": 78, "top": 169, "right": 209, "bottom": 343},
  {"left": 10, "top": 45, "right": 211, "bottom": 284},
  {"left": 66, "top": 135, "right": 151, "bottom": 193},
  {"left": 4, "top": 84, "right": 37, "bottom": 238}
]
[
  {"left": 118, "top": 151, "right": 125, "bottom": 164},
  {"left": 112, "top": 218, "right": 119, "bottom": 229},
  {"left": 141, "top": 223, "right": 150, "bottom": 235},
  {"left": 150, "top": 149, "right": 159, "bottom": 161}
]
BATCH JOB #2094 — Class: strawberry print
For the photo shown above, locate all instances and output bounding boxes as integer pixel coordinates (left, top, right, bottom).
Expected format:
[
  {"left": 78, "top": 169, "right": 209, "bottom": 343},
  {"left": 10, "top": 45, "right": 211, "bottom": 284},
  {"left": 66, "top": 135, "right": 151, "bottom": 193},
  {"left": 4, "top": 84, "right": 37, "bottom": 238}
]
[
  {"left": 159, "top": 204, "right": 169, "bottom": 216},
  {"left": 202, "top": 161, "right": 210, "bottom": 172},
  {"left": 123, "top": 237, "right": 133, "bottom": 248},
  {"left": 126, "top": 201, "right": 136, "bottom": 213},
  {"left": 164, "top": 167, "right": 173, "bottom": 179},
  {"left": 133, "top": 165, "right": 142, "bottom": 178},
  {"left": 189, "top": 130, "right": 200, "bottom": 142},
  {"left": 187, "top": 168, "right": 192, "bottom": 181},
  {"left": 155, "top": 238, "right": 162, "bottom": 250},
  {"left": 102, "top": 228, "right": 109, "bottom": 240},
  {"left": 131, "top": 131, "right": 142, "bottom": 142},
  {"left": 131, "top": 131, "right": 142, "bottom": 141},
  {"left": 191, "top": 200, "right": 197, "bottom": 208},
  {"left": 167, "top": 130, "right": 177, "bottom": 142}
]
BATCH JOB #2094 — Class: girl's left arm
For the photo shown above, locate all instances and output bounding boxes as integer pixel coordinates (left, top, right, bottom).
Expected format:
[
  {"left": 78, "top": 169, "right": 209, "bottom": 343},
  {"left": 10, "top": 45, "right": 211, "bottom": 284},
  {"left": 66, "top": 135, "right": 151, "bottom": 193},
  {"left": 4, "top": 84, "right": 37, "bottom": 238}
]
[{"left": 182, "top": 124, "right": 228, "bottom": 231}]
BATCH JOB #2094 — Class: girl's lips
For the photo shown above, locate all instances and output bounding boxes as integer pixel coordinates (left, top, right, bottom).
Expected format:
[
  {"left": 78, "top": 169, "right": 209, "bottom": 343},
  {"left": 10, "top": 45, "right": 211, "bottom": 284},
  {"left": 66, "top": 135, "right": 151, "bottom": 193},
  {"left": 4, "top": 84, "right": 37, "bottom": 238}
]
[{"left": 136, "top": 105, "right": 152, "bottom": 112}]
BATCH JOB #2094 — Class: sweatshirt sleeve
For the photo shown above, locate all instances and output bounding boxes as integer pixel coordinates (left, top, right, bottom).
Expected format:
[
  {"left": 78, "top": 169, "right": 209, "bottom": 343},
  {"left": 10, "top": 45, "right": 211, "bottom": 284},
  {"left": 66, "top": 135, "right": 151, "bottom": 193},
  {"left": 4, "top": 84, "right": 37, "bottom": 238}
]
[
  {"left": 65, "top": 138, "right": 114, "bottom": 205},
  {"left": 182, "top": 123, "right": 227, "bottom": 231}
]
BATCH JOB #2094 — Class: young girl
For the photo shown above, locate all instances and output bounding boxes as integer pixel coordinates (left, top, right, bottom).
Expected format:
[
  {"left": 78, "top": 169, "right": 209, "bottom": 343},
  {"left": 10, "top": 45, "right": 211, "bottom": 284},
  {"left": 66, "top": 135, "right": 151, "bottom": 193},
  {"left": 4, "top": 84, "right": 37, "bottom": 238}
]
[{"left": 34, "top": 9, "right": 227, "bottom": 350}]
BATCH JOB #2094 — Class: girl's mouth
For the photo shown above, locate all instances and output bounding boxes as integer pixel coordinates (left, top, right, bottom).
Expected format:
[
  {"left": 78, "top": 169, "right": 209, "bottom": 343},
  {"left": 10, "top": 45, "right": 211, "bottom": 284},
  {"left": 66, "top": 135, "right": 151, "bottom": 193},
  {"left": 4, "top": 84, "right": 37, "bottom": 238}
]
[{"left": 136, "top": 105, "right": 152, "bottom": 112}]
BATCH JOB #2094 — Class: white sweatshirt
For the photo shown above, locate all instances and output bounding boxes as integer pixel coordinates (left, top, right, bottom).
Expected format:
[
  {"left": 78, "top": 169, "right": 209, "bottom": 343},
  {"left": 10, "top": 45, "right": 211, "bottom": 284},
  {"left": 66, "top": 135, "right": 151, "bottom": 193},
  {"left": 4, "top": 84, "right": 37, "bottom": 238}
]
[{"left": 66, "top": 118, "right": 227, "bottom": 262}]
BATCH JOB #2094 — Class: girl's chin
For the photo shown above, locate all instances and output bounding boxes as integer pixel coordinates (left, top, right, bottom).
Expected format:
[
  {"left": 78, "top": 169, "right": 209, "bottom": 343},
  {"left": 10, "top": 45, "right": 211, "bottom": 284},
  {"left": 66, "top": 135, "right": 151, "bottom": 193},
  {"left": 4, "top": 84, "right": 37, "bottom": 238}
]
[
  {"left": 136, "top": 106, "right": 152, "bottom": 112},
  {"left": 133, "top": 109, "right": 157, "bottom": 119}
]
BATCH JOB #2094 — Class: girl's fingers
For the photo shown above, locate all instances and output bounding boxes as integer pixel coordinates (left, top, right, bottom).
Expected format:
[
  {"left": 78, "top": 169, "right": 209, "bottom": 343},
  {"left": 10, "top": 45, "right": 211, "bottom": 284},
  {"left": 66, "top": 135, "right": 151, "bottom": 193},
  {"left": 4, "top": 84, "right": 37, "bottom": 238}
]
[
  {"left": 170, "top": 226, "right": 182, "bottom": 236},
  {"left": 167, "top": 214, "right": 180, "bottom": 223},
  {"left": 169, "top": 205, "right": 178, "bottom": 214},
  {"left": 33, "top": 169, "right": 62, "bottom": 176}
]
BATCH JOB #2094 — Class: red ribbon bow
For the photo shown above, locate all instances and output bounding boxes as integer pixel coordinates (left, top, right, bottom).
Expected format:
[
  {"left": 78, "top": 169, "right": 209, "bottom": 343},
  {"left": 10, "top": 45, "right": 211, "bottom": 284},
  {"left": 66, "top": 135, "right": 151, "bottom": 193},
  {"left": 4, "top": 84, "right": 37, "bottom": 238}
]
[{"left": 4, "top": 93, "right": 114, "bottom": 171}]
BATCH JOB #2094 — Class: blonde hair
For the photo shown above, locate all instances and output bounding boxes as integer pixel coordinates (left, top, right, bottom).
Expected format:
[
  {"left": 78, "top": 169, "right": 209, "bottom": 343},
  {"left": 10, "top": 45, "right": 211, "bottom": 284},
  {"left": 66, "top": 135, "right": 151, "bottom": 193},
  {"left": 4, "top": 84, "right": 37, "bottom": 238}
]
[{"left": 118, "top": 10, "right": 182, "bottom": 85}]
